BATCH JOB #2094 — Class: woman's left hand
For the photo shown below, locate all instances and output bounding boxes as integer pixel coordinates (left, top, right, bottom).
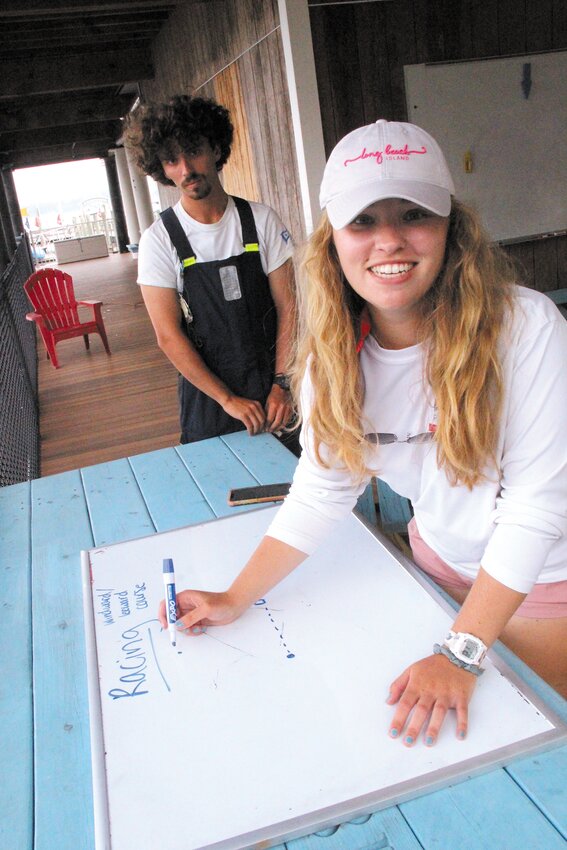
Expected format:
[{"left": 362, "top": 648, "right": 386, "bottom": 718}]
[{"left": 386, "top": 653, "right": 478, "bottom": 746}]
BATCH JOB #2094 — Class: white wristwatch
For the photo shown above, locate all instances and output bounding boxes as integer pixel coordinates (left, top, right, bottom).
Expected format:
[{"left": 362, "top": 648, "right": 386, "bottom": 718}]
[{"left": 443, "top": 630, "right": 487, "bottom": 666}]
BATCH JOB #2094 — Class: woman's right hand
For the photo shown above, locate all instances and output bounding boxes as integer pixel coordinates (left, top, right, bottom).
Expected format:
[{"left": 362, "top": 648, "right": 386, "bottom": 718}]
[
  {"left": 158, "top": 589, "right": 247, "bottom": 636},
  {"left": 159, "top": 537, "right": 308, "bottom": 637}
]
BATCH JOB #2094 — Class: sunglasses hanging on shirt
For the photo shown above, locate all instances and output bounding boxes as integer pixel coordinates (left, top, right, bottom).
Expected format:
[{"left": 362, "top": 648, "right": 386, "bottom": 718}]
[{"left": 364, "top": 432, "right": 435, "bottom": 445}]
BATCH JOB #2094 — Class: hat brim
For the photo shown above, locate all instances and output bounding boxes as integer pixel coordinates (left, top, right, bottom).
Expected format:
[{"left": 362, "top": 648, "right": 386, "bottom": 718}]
[{"left": 325, "top": 180, "right": 452, "bottom": 229}]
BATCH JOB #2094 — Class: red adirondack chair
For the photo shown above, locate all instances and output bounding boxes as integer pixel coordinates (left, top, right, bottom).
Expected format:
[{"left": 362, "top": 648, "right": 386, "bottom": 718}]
[{"left": 24, "top": 268, "right": 111, "bottom": 369}]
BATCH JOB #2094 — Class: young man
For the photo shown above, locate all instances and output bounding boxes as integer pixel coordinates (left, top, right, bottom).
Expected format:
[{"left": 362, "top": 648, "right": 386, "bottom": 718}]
[{"left": 124, "top": 95, "right": 298, "bottom": 451}]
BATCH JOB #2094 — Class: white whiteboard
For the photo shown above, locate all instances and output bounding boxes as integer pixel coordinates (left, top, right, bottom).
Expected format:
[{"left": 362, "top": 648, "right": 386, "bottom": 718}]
[
  {"left": 404, "top": 51, "right": 567, "bottom": 241},
  {"left": 82, "top": 507, "right": 566, "bottom": 850}
]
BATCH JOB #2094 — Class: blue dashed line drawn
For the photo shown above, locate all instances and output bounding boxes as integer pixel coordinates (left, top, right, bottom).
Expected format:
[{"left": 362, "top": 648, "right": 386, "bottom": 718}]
[{"left": 254, "top": 599, "right": 296, "bottom": 659}]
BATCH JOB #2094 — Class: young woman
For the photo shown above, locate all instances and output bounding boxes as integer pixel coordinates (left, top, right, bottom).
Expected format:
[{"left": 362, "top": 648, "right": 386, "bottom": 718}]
[{"left": 160, "top": 120, "right": 567, "bottom": 746}]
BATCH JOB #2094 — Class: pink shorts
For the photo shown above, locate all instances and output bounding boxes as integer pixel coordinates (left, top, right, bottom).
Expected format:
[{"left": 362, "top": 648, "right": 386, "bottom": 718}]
[{"left": 407, "top": 517, "right": 567, "bottom": 619}]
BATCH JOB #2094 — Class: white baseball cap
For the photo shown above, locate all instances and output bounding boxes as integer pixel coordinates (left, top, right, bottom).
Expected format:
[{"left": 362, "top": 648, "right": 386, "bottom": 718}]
[{"left": 320, "top": 119, "right": 455, "bottom": 229}]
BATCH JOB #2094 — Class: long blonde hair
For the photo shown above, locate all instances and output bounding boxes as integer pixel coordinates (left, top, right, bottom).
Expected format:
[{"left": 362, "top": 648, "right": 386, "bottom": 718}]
[{"left": 292, "top": 201, "right": 515, "bottom": 488}]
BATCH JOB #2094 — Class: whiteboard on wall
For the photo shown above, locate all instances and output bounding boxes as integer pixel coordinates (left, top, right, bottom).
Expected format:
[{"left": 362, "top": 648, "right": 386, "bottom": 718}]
[
  {"left": 82, "top": 507, "right": 567, "bottom": 850},
  {"left": 404, "top": 51, "right": 567, "bottom": 242}
]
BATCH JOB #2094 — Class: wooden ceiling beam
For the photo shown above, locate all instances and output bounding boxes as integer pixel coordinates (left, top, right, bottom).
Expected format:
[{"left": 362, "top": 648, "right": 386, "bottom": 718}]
[
  {"left": 0, "top": 92, "right": 135, "bottom": 133},
  {"left": 2, "top": 141, "right": 118, "bottom": 169},
  {"left": 0, "top": 19, "right": 162, "bottom": 36},
  {"left": 0, "top": 48, "right": 153, "bottom": 98},
  {"left": 0, "top": 9, "right": 170, "bottom": 27},
  {"left": 0, "top": 1, "right": 178, "bottom": 17},
  {"left": 0, "top": 120, "right": 123, "bottom": 154},
  {"left": 0, "top": 37, "right": 155, "bottom": 58}
]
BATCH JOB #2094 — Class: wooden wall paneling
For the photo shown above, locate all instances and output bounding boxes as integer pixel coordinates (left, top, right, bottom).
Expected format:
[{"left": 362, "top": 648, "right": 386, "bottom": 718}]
[
  {"left": 175, "top": 7, "right": 203, "bottom": 94},
  {"left": 503, "top": 242, "right": 535, "bottom": 290},
  {"left": 532, "top": 239, "right": 559, "bottom": 293},
  {"left": 205, "top": 2, "right": 235, "bottom": 66},
  {"left": 309, "top": 7, "right": 337, "bottom": 154},
  {"left": 469, "top": 0, "right": 500, "bottom": 57},
  {"left": 237, "top": 31, "right": 302, "bottom": 242},
  {"left": 497, "top": 0, "right": 527, "bottom": 56},
  {"left": 213, "top": 62, "right": 260, "bottom": 202},
  {"left": 454, "top": 0, "right": 475, "bottom": 60},
  {"left": 410, "top": 0, "right": 433, "bottom": 63},
  {"left": 258, "top": 30, "right": 305, "bottom": 241},
  {"left": 383, "top": 0, "right": 418, "bottom": 121},
  {"left": 505, "top": 237, "right": 567, "bottom": 294},
  {"left": 259, "top": 0, "right": 279, "bottom": 31},
  {"left": 555, "top": 235, "right": 567, "bottom": 288},
  {"left": 407, "top": 0, "right": 433, "bottom": 62},
  {"left": 239, "top": 0, "right": 278, "bottom": 40},
  {"left": 552, "top": 0, "right": 567, "bottom": 48},
  {"left": 142, "top": 0, "right": 184, "bottom": 99},
  {"left": 237, "top": 48, "right": 272, "bottom": 202},
  {"left": 526, "top": 0, "right": 554, "bottom": 53},
  {"left": 279, "top": 42, "right": 306, "bottom": 241},
  {"left": 436, "top": 0, "right": 469, "bottom": 62},
  {"left": 143, "top": 0, "right": 232, "bottom": 100},
  {"left": 193, "top": 4, "right": 227, "bottom": 90},
  {"left": 354, "top": 1, "right": 395, "bottom": 123},
  {"left": 448, "top": 0, "right": 477, "bottom": 61},
  {"left": 249, "top": 39, "right": 278, "bottom": 205},
  {"left": 424, "top": 0, "right": 475, "bottom": 62},
  {"left": 314, "top": 4, "right": 365, "bottom": 150},
  {"left": 335, "top": 5, "right": 366, "bottom": 138},
  {"left": 177, "top": 1, "right": 216, "bottom": 86},
  {"left": 199, "top": 80, "right": 217, "bottom": 101}
]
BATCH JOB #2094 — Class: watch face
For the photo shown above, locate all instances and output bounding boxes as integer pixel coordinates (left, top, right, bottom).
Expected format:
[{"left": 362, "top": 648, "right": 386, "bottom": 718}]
[{"left": 461, "top": 639, "right": 478, "bottom": 660}]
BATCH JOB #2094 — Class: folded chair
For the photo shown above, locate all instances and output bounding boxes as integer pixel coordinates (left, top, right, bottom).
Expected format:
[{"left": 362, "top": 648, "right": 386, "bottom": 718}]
[{"left": 24, "top": 268, "right": 111, "bottom": 369}]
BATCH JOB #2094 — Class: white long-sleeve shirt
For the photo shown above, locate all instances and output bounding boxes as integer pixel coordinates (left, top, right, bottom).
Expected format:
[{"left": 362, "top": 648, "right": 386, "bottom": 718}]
[{"left": 267, "top": 286, "right": 567, "bottom": 594}]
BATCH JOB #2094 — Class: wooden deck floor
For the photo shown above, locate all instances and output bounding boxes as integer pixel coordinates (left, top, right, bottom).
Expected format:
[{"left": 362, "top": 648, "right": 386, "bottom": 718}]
[{"left": 37, "top": 253, "right": 180, "bottom": 477}]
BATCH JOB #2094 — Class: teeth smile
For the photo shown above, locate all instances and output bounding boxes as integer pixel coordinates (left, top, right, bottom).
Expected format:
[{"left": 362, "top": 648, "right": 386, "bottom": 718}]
[{"left": 371, "top": 263, "right": 414, "bottom": 275}]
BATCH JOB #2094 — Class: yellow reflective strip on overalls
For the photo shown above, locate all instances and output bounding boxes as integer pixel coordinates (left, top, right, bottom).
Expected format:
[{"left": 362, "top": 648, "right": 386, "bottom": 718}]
[
  {"left": 244, "top": 243, "right": 260, "bottom": 252},
  {"left": 182, "top": 257, "right": 196, "bottom": 267}
]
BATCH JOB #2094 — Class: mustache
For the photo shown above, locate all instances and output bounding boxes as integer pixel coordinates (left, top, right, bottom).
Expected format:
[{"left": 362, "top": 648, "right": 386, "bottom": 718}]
[{"left": 181, "top": 173, "right": 201, "bottom": 186}]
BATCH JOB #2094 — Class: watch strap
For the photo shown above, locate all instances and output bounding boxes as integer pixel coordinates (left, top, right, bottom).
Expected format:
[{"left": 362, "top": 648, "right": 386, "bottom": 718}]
[
  {"left": 273, "top": 372, "right": 291, "bottom": 391},
  {"left": 433, "top": 643, "right": 485, "bottom": 676}
]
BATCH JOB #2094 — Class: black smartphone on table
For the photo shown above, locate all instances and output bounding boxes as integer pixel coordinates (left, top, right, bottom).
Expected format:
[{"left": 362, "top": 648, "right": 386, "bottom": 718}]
[{"left": 227, "top": 482, "right": 291, "bottom": 506}]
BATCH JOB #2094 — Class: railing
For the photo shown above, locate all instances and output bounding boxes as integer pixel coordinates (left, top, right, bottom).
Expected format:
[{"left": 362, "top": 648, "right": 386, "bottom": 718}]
[
  {"left": 0, "top": 236, "right": 39, "bottom": 486},
  {"left": 30, "top": 213, "right": 119, "bottom": 262}
]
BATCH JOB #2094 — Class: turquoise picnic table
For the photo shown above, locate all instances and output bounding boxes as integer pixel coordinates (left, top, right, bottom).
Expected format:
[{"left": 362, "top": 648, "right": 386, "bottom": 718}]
[{"left": 2, "top": 431, "right": 567, "bottom": 850}]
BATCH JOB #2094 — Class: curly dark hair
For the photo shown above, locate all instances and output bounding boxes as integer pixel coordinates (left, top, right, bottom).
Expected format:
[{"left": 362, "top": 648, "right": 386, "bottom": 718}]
[{"left": 123, "top": 95, "right": 234, "bottom": 186}]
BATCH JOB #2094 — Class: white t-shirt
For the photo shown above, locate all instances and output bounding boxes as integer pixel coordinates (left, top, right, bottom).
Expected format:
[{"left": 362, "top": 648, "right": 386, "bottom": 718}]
[
  {"left": 137, "top": 197, "right": 293, "bottom": 291},
  {"left": 267, "top": 286, "right": 567, "bottom": 594}
]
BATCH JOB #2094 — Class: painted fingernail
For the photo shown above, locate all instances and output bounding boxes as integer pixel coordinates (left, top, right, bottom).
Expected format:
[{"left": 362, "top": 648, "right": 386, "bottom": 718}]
[
  {"left": 405, "top": 735, "right": 414, "bottom": 745},
  {"left": 389, "top": 728, "right": 399, "bottom": 738},
  {"left": 175, "top": 619, "right": 186, "bottom": 629},
  {"left": 458, "top": 730, "right": 466, "bottom": 740},
  {"left": 425, "top": 735, "right": 434, "bottom": 746},
  {"left": 191, "top": 625, "right": 204, "bottom": 635}
]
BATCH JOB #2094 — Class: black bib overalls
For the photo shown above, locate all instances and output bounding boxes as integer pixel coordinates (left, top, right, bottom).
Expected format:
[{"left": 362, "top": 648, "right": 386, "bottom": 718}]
[{"left": 160, "top": 197, "right": 277, "bottom": 443}]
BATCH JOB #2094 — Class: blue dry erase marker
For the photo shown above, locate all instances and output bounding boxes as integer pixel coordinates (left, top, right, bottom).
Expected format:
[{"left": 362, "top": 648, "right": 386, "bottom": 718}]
[{"left": 162, "top": 558, "right": 177, "bottom": 647}]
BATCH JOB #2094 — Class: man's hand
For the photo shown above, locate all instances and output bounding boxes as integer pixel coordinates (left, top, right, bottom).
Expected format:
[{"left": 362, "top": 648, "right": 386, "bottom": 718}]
[
  {"left": 264, "top": 384, "right": 293, "bottom": 433},
  {"left": 222, "top": 395, "right": 266, "bottom": 434}
]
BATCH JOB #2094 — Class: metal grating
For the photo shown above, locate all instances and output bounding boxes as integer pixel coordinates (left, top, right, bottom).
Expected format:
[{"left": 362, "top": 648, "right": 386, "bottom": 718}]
[{"left": 0, "top": 237, "right": 39, "bottom": 486}]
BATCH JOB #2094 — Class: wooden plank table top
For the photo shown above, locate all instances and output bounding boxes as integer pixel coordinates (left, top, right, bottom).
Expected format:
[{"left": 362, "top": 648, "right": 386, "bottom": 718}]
[{"left": 1, "top": 432, "right": 566, "bottom": 850}]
